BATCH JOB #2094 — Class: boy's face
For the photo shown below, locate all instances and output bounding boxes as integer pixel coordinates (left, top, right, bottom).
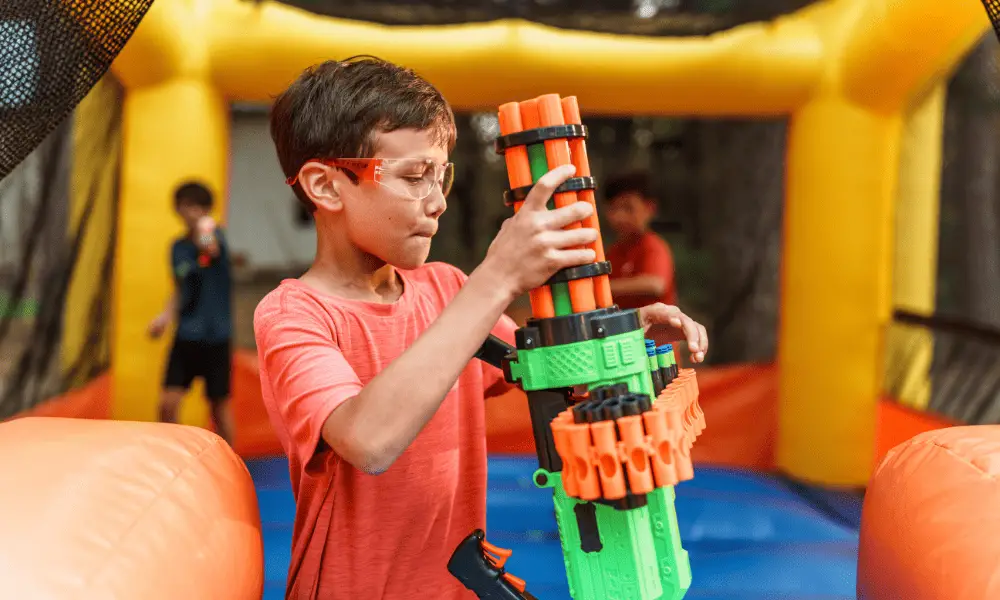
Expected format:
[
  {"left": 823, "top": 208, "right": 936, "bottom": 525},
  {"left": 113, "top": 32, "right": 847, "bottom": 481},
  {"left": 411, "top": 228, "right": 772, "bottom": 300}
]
[
  {"left": 606, "top": 191, "right": 655, "bottom": 238},
  {"left": 331, "top": 128, "right": 449, "bottom": 270},
  {"left": 176, "top": 199, "right": 209, "bottom": 231}
]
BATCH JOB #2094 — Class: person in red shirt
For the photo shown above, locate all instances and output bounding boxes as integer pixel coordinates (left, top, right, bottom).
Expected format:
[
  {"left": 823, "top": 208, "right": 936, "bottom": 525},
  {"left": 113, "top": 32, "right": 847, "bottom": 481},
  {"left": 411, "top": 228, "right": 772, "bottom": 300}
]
[
  {"left": 254, "top": 56, "right": 710, "bottom": 600},
  {"left": 604, "top": 171, "right": 678, "bottom": 311}
]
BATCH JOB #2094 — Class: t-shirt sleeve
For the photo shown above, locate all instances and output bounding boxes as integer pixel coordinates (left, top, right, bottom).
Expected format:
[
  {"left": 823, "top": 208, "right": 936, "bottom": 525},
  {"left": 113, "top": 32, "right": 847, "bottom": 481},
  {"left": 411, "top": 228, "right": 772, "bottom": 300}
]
[
  {"left": 638, "top": 235, "right": 675, "bottom": 293},
  {"left": 171, "top": 242, "right": 197, "bottom": 283},
  {"left": 255, "top": 308, "right": 364, "bottom": 468}
]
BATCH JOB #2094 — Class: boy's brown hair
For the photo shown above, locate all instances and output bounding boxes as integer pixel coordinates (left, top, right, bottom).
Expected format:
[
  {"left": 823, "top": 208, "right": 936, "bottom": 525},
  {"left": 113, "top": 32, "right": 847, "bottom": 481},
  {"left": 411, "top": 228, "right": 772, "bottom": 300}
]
[
  {"left": 603, "top": 170, "right": 655, "bottom": 205},
  {"left": 269, "top": 56, "right": 457, "bottom": 211},
  {"left": 174, "top": 180, "right": 213, "bottom": 210}
]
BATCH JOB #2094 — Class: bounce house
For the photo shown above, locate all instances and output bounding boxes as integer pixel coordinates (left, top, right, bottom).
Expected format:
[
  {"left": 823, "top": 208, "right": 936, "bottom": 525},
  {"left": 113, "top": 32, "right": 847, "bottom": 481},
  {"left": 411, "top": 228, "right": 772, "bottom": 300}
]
[{"left": 1, "top": 0, "right": 999, "bottom": 598}]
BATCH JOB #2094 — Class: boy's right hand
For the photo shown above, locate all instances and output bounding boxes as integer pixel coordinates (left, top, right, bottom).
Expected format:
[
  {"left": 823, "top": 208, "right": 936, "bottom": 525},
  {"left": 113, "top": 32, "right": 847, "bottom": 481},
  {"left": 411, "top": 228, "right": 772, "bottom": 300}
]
[
  {"left": 483, "top": 165, "right": 598, "bottom": 300},
  {"left": 148, "top": 313, "right": 170, "bottom": 339}
]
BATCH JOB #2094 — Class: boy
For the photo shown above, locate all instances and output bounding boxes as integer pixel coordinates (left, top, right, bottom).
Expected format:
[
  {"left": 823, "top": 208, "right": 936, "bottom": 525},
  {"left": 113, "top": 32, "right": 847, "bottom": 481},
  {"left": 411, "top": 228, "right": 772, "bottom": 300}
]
[
  {"left": 255, "top": 57, "right": 708, "bottom": 599},
  {"left": 148, "top": 181, "right": 235, "bottom": 446},
  {"left": 604, "top": 171, "right": 678, "bottom": 311}
]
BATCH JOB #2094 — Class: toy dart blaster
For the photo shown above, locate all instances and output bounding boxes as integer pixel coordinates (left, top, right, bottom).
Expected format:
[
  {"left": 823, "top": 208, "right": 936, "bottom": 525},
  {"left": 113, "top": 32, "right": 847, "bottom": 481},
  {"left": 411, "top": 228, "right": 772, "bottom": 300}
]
[
  {"left": 447, "top": 529, "right": 538, "bottom": 600},
  {"left": 452, "top": 95, "right": 706, "bottom": 600}
]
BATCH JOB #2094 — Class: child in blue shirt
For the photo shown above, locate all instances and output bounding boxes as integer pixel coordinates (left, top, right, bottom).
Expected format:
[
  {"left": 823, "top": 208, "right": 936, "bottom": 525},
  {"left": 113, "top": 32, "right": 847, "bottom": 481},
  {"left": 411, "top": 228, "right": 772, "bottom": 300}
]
[{"left": 148, "top": 181, "right": 234, "bottom": 445}]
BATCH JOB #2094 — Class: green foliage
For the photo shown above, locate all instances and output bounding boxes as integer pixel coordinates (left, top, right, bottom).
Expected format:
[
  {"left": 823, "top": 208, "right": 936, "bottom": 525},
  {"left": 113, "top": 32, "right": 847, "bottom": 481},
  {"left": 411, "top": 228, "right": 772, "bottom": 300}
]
[{"left": 0, "top": 292, "right": 38, "bottom": 319}]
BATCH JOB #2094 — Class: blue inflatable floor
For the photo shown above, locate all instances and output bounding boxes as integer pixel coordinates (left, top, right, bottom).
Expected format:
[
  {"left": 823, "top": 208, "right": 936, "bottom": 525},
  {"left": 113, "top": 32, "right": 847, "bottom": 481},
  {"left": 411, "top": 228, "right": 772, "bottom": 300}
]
[{"left": 247, "top": 456, "right": 862, "bottom": 600}]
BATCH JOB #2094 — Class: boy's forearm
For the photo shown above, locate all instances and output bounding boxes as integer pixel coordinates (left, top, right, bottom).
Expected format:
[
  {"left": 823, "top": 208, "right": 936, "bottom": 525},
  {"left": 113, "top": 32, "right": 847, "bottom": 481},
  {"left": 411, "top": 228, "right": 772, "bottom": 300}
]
[
  {"left": 161, "top": 292, "right": 178, "bottom": 320},
  {"left": 610, "top": 275, "right": 667, "bottom": 297},
  {"left": 326, "top": 265, "right": 515, "bottom": 474}
]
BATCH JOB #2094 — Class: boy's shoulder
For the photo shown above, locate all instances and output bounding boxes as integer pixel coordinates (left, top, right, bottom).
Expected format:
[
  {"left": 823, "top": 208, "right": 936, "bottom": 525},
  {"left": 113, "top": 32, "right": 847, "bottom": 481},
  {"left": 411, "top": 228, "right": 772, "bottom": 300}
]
[
  {"left": 641, "top": 230, "right": 671, "bottom": 251},
  {"left": 404, "top": 261, "right": 471, "bottom": 304},
  {"left": 254, "top": 280, "right": 316, "bottom": 326},
  {"left": 407, "top": 261, "right": 467, "bottom": 286},
  {"left": 253, "top": 263, "right": 468, "bottom": 330}
]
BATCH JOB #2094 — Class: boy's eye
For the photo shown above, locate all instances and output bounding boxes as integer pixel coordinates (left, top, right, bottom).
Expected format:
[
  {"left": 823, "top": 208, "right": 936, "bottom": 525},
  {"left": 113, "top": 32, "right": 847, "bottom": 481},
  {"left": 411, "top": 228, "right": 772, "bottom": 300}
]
[{"left": 402, "top": 176, "right": 424, "bottom": 185}]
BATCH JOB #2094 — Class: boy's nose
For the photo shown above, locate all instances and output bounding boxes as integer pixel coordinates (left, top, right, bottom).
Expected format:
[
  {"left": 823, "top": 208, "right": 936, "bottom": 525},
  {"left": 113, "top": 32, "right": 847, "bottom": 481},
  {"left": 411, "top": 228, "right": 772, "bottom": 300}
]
[{"left": 425, "top": 188, "right": 446, "bottom": 218}]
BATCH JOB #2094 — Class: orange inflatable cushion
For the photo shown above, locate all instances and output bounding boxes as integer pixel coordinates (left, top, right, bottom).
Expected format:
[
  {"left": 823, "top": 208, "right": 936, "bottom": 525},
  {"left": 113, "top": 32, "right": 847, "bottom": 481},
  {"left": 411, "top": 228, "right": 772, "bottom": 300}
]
[
  {"left": 0, "top": 417, "right": 263, "bottom": 600},
  {"left": 858, "top": 425, "right": 1000, "bottom": 600}
]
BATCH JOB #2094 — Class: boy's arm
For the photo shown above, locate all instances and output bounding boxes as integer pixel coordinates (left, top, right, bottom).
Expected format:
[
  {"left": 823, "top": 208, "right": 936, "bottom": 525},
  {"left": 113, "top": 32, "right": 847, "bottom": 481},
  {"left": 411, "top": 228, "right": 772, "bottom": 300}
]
[
  {"left": 320, "top": 165, "right": 596, "bottom": 475},
  {"left": 610, "top": 274, "right": 668, "bottom": 297},
  {"left": 320, "top": 270, "right": 518, "bottom": 474},
  {"left": 149, "top": 244, "right": 191, "bottom": 338}
]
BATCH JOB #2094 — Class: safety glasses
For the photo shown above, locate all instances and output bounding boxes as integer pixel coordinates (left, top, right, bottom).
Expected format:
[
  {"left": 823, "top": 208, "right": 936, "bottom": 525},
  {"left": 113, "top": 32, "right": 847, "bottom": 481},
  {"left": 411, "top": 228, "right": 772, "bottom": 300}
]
[{"left": 286, "top": 157, "right": 454, "bottom": 201}]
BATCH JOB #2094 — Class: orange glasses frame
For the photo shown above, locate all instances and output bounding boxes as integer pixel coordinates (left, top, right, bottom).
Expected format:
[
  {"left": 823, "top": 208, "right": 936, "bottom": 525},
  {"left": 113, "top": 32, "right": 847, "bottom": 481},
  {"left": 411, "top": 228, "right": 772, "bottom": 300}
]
[
  {"left": 285, "top": 158, "right": 380, "bottom": 187},
  {"left": 285, "top": 158, "right": 454, "bottom": 197}
]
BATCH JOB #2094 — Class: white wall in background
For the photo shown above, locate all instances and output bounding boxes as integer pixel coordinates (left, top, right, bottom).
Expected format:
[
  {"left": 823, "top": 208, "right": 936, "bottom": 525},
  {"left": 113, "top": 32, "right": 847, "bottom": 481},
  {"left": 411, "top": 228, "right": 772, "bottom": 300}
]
[{"left": 227, "top": 107, "right": 315, "bottom": 271}]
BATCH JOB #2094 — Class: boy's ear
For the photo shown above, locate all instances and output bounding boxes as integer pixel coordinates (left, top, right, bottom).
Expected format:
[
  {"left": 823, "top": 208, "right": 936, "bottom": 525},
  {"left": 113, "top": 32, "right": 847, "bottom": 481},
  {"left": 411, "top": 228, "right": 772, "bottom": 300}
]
[
  {"left": 297, "top": 163, "right": 343, "bottom": 212},
  {"left": 643, "top": 197, "right": 659, "bottom": 217}
]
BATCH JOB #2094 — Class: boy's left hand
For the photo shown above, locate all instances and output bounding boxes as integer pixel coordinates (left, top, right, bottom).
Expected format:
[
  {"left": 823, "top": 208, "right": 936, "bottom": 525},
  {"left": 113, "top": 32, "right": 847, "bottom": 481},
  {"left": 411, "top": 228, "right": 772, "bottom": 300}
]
[{"left": 638, "top": 303, "right": 709, "bottom": 363}]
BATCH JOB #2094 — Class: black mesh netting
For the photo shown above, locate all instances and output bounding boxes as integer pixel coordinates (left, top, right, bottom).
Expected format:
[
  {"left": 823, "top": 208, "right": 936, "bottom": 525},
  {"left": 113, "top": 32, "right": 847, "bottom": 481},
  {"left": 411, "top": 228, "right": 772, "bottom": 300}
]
[
  {"left": 983, "top": 0, "right": 1000, "bottom": 42},
  {"left": 0, "top": 74, "right": 122, "bottom": 419},
  {"left": 887, "top": 313, "right": 1000, "bottom": 424},
  {"left": 0, "top": 0, "right": 153, "bottom": 180},
  {"left": 883, "top": 33, "right": 1000, "bottom": 425},
  {"left": 277, "top": 0, "right": 822, "bottom": 36}
]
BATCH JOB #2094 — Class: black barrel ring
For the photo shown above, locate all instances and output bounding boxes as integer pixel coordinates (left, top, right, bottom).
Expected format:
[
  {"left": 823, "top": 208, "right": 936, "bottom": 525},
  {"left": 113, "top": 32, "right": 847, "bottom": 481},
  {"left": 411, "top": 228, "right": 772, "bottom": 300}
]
[
  {"left": 544, "top": 261, "right": 611, "bottom": 286},
  {"left": 494, "top": 124, "right": 588, "bottom": 155},
  {"left": 503, "top": 176, "right": 597, "bottom": 207}
]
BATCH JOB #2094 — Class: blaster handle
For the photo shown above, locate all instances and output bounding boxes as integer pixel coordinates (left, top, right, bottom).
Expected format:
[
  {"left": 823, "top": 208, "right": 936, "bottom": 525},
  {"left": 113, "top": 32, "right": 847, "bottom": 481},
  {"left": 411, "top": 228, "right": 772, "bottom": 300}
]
[
  {"left": 475, "top": 334, "right": 516, "bottom": 371},
  {"left": 447, "top": 530, "right": 538, "bottom": 600}
]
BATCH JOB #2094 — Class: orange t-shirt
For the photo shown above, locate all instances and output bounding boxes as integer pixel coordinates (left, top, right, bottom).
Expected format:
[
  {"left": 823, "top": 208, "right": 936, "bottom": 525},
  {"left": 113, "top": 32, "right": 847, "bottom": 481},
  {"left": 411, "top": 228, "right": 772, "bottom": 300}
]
[
  {"left": 253, "top": 262, "right": 517, "bottom": 600},
  {"left": 606, "top": 231, "right": 677, "bottom": 310}
]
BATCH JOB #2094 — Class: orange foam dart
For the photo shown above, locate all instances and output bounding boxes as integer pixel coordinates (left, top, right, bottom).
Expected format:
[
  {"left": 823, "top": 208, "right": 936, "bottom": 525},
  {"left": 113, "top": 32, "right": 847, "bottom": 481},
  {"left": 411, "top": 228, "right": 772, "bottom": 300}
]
[
  {"left": 678, "top": 371, "right": 694, "bottom": 408},
  {"left": 590, "top": 421, "right": 626, "bottom": 500},
  {"left": 537, "top": 94, "right": 596, "bottom": 314},
  {"left": 643, "top": 410, "right": 678, "bottom": 488},
  {"left": 498, "top": 102, "right": 555, "bottom": 319},
  {"left": 693, "top": 397, "right": 706, "bottom": 435},
  {"left": 685, "top": 386, "right": 705, "bottom": 436},
  {"left": 562, "top": 96, "right": 613, "bottom": 309},
  {"left": 617, "top": 415, "right": 654, "bottom": 495},
  {"left": 550, "top": 421, "right": 580, "bottom": 497},
  {"left": 676, "top": 441, "right": 695, "bottom": 482},
  {"left": 567, "top": 424, "right": 601, "bottom": 500},
  {"left": 661, "top": 394, "right": 695, "bottom": 482}
]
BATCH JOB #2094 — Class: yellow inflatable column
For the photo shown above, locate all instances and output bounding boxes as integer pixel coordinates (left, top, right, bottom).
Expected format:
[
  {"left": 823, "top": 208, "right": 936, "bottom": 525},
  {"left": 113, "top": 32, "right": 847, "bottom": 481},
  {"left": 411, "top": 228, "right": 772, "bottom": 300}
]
[
  {"left": 779, "top": 99, "right": 902, "bottom": 485},
  {"left": 111, "top": 0, "right": 228, "bottom": 425},
  {"left": 778, "top": 0, "right": 985, "bottom": 485},
  {"left": 884, "top": 86, "right": 946, "bottom": 410}
]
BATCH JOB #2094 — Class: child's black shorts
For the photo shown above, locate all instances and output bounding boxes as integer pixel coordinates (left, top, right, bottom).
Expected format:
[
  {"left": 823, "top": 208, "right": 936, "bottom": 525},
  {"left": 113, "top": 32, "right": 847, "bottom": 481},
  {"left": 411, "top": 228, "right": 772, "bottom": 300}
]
[{"left": 163, "top": 339, "right": 232, "bottom": 401}]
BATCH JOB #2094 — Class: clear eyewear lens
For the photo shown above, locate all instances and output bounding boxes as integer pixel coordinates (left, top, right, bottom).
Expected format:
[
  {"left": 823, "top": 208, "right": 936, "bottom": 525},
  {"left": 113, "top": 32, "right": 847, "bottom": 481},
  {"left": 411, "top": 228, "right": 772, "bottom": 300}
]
[{"left": 378, "top": 159, "right": 455, "bottom": 201}]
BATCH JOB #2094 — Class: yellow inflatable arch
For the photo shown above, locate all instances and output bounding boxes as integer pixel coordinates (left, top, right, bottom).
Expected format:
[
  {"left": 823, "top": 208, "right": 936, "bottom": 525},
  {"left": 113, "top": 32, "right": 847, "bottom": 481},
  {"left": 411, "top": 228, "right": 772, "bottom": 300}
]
[{"left": 109, "top": 0, "right": 987, "bottom": 486}]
